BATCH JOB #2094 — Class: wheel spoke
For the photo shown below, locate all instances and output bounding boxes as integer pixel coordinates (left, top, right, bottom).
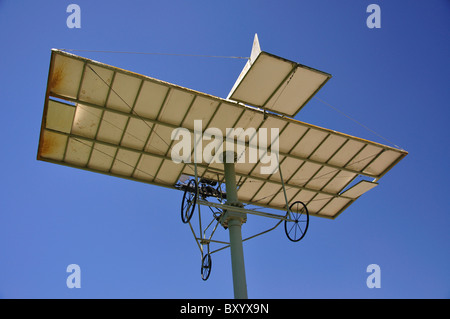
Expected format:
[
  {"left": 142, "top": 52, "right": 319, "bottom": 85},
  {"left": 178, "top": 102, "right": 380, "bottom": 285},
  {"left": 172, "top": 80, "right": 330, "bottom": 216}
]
[
  {"left": 288, "top": 222, "right": 296, "bottom": 235},
  {"left": 294, "top": 222, "right": 298, "bottom": 239},
  {"left": 185, "top": 200, "right": 193, "bottom": 212},
  {"left": 296, "top": 223, "right": 304, "bottom": 236}
]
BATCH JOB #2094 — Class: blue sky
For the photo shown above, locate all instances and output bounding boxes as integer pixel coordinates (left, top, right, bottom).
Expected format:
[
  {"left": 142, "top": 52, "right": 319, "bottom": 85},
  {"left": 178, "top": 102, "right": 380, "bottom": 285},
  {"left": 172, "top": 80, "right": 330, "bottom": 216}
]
[{"left": 0, "top": 0, "right": 449, "bottom": 299}]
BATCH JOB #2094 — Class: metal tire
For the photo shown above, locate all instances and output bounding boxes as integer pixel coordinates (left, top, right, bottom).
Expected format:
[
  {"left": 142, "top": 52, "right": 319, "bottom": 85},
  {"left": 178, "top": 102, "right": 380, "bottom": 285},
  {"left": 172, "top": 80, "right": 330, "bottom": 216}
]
[
  {"left": 181, "top": 179, "right": 197, "bottom": 224},
  {"left": 201, "top": 254, "right": 212, "bottom": 281},
  {"left": 284, "top": 201, "right": 309, "bottom": 242}
]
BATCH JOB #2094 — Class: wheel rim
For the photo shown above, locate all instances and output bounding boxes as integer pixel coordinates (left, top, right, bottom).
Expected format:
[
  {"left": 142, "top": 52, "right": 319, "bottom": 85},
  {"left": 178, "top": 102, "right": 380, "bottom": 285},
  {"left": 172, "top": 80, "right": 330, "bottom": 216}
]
[
  {"left": 181, "top": 180, "right": 197, "bottom": 224},
  {"left": 201, "top": 254, "right": 212, "bottom": 281},
  {"left": 284, "top": 201, "right": 309, "bottom": 242}
]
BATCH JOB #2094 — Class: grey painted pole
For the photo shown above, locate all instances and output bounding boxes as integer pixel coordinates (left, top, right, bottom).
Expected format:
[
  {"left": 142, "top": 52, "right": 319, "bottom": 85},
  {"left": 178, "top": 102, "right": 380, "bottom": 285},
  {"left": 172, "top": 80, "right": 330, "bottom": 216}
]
[
  {"left": 228, "top": 219, "right": 248, "bottom": 299},
  {"left": 223, "top": 154, "right": 248, "bottom": 299}
]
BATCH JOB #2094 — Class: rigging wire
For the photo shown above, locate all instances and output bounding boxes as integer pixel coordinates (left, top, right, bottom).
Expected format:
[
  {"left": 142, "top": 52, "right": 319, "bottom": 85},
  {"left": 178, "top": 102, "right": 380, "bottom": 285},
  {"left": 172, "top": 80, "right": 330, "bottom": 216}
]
[
  {"left": 313, "top": 96, "right": 404, "bottom": 151},
  {"left": 248, "top": 153, "right": 380, "bottom": 206},
  {"left": 61, "top": 51, "right": 405, "bottom": 215},
  {"left": 72, "top": 137, "right": 167, "bottom": 184},
  {"left": 60, "top": 48, "right": 249, "bottom": 60},
  {"left": 82, "top": 64, "right": 198, "bottom": 177},
  {"left": 64, "top": 49, "right": 403, "bottom": 152}
]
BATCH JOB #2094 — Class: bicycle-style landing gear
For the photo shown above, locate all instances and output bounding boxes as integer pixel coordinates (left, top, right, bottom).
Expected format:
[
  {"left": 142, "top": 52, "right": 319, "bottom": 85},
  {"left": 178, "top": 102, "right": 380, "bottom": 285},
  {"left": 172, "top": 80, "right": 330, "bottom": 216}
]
[
  {"left": 177, "top": 173, "right": 310, "bottom": 282},
  {"left": 201, "top": 253, "right": 212, "bottom": 281},
  {"left": 181, "top": 179, "right": 197, "bottom": 224},
  {"left": 284, "top": 201, "right": 309, "bottom": 242}
]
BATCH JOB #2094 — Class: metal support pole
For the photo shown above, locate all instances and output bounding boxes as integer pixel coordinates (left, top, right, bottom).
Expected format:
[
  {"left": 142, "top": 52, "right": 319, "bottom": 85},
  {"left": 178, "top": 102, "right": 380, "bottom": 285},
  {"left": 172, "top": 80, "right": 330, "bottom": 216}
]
[
  {"left": 228, "top": 219, "right": 247, "bottom": 299},
  {"left": 222, "top": 153, "right": 248, "bottom": 299}
]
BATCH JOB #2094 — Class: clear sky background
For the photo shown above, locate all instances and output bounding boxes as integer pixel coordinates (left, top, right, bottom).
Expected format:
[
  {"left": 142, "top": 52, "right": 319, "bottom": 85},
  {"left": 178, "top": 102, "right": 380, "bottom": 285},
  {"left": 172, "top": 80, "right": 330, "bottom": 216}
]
[{"left": 0, "top": 0, "right": 449, "bottom": 299}]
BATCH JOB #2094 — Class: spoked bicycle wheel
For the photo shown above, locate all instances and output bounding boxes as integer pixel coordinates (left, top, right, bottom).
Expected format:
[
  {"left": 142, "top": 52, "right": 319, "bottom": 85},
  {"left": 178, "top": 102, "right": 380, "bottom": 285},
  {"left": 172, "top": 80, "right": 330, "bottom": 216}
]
[
  {"left": 284, "top": 201, "right": 309, "bottom": 242},
  {"left": 201, "top": 253, "right": 212, "bottom": 281},
  {"left": 181, "top": 179, "right": 197, "bottom": 224}
]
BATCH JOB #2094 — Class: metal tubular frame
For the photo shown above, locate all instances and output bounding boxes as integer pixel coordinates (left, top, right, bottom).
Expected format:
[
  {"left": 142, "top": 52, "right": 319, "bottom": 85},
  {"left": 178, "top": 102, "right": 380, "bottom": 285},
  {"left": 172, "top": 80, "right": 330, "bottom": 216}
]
[{"left": 184, "top": 153, "right": 296, "bottom": 299}]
